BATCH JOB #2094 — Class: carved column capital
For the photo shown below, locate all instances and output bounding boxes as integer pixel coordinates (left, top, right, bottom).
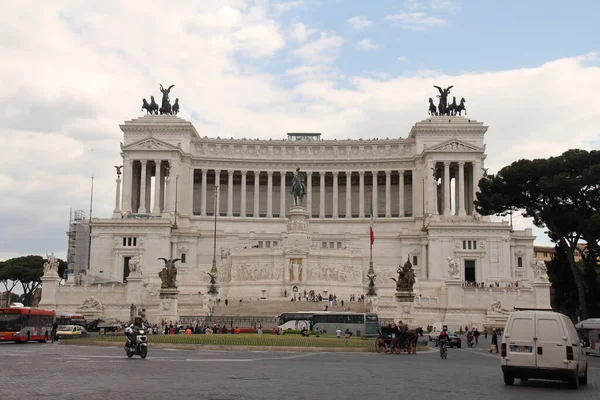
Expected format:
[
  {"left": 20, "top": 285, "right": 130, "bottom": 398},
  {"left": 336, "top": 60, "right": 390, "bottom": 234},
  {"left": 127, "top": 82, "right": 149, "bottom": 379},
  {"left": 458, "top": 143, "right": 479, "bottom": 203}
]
[
  {"left": 267, "top": 171, "right": 274, "bottom": 176},
  {"left": 240, "top": 170, "right": 247, "bottom": 175},
  {"left": 319, "top": 171, "right": 326, "bottom": 177},
  {"left": 458, "top": 161, "right": 466, "bottom": 167},
  {"left": 384, "top": 170, "right": 391, "bottom": 175},
  {"left": 332, "top": 171, "right": 339, "bottom": 177},
  {"left": 358, "top": 171, "right": 365, "bottom": 176}
]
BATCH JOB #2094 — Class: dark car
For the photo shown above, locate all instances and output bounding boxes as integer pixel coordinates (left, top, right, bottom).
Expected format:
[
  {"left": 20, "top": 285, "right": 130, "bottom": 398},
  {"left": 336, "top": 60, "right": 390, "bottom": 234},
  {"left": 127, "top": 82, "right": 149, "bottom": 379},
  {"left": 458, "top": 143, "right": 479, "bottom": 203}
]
[
  {"left": 435, "top": 332, "right": 462, "bottom": 348},
  {"left": 447, "top": 332, "right": 462, "bottom": 348}
]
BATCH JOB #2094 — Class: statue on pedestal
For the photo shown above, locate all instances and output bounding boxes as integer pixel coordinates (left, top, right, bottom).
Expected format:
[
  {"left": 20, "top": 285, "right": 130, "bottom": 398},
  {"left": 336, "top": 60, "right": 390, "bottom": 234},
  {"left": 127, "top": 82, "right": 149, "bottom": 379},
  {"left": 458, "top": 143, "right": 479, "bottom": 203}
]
[
  {"left": 290, "top": 167, "right": 307, "bottom": 206},
  {"left": 128, "top": 254, "right": 142, "bottom": 275},
  {"left": 531, "top": 259, "right": 549, "bottom": 283},
  {"left": 447, "top": 256, "right": 460, "bottom": 279},
  {"left": 488, "top": 299, "right": 510, "bottom": 314},
  {"left": 158, "top": 258, "right": 180, "bottom": 289},
  {"left": 392, "top": 257, "right": 416, "bottom": 292},
  {"left": 43, "top": 253, "right": 59, "bottom": 276}
]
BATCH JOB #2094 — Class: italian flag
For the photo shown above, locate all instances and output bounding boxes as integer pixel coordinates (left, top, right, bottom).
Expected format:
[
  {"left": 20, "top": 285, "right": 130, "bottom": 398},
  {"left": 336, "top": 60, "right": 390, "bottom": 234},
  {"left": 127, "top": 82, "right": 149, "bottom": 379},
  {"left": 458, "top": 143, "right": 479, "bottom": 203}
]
[{"left": 369, "top": 197, "right": 375, "bottom": 245}]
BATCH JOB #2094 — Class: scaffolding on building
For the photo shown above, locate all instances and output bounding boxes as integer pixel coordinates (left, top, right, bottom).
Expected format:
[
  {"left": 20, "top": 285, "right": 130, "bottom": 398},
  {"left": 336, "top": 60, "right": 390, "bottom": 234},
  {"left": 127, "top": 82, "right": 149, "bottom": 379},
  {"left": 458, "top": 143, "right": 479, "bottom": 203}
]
[{"left": 66, "top": 208, "right": 90, "bottom": 284}]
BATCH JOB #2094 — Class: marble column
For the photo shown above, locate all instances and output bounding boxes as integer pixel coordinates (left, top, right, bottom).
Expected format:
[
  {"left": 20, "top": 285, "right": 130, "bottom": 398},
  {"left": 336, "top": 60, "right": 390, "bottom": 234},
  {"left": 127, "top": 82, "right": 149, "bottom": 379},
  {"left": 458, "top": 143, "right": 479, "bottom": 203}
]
[
  {"left": 214, "top": 169, "right": 221, "bottom": 215},
  {"left": 359, "top": 171, "right": 365, "bottom": 218},
  {"left": 200, "top": 169, "right": 207, "bottom": 216},
  {"left": 152, "top": 161, "right": 162, "bottom": 214},
  {"left": 319, "top": 172, "right": 325, "bottom": 218},
  {"left": 458, "top": 162, "right": 466, "bottom": 216},
  {"left": 385, "top": 170, "right": 391, "bottom": 217},
  {"left": 332, "top": 171, "right": 339, "bottom": 218},
  {"left": 280, "top": 171, "right": 286, "bottom": 216},
  {"left": 371, "top": 171, "right": 378, "bottom": 217},
  {"left": 122, "top": 158, "right": 133, "bottom": 213},
  {"left": 398, "top": 169, "right": 405, "bottom": 217},
  {"left": 420, "top": 240, "right": 428, "bottom": 279},
  {"left": 240, "top": 170, "right": 247, "bottom": 217},
  {"left": 189, "top": 168, "right": 195, "bottom": 216},
  {"left": 345, "top": 171, "right": 352, "bottom": 218},
  {"left": 114, "top": 174, "right": 122, "bottom": 213},
  {"left": 426, "top": 158, "right": 437, "bottom": 215},
  {"left": 443, "top": 162, "right": 451, "bottom": 215},
  {"left": 254, "top": 171, "right": 260, "bottom": 217},
  {"left": 306, "top": 172, "right": 312, "bottom": 216},
  {"left": 267, "top": 171, "right": 273, "bottom": 218},
  {"left": 139, "top": 160, "right": 148, "bottom": 213},
  {"left": 227, "top": 170, "right": 234, "bottom": 217}
]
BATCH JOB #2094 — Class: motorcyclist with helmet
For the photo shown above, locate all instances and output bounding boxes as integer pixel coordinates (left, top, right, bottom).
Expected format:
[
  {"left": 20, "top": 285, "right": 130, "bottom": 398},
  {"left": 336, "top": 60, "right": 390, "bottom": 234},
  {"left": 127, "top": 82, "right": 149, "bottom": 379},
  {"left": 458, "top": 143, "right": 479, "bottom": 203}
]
[{"left": 125, "top": 317, "right": 145, "bottom": 348}]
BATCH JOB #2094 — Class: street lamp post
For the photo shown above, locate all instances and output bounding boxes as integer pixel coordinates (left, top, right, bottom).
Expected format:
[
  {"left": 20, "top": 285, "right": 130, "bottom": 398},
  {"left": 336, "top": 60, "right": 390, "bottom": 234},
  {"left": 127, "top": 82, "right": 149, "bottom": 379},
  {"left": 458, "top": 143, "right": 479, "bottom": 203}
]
[{"left": 208, "top": 185, "right": 219, "bottom": 295}]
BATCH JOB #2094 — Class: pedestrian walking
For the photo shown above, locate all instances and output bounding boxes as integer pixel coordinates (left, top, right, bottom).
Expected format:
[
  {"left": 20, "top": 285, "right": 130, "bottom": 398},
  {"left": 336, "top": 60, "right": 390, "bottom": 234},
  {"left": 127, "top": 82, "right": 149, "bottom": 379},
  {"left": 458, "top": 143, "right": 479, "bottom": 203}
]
[
  {"left": 336, "top": 327, "right": 342, "bottom": 339},
  {"left": 490, "top": 328, "right": 498, "bottom": 353}
]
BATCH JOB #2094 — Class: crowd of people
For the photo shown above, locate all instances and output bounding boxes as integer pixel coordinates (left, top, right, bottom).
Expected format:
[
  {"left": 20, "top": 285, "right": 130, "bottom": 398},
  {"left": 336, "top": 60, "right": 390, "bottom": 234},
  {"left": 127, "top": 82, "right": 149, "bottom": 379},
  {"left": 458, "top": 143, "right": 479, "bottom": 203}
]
[{"left": 462, "top": 281, "right": 522, "bottom": 288}]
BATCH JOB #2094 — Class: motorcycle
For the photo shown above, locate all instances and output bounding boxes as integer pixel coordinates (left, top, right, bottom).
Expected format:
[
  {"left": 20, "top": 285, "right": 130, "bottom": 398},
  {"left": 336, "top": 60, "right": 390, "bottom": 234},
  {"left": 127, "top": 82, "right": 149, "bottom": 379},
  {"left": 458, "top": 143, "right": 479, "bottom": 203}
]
[{"left": 124, "top": 327, "right": 148, "bottom": 359}]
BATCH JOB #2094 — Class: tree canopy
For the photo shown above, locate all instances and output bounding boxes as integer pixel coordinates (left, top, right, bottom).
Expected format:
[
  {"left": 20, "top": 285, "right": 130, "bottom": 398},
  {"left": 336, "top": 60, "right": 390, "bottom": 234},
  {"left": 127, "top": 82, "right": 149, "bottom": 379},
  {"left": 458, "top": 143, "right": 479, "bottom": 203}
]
[
  {"left": 1, "top": 255, "right": 68, "bottom": 306},
  {"left": 475, "top": 149, "right": 600, "bottom": 320}
]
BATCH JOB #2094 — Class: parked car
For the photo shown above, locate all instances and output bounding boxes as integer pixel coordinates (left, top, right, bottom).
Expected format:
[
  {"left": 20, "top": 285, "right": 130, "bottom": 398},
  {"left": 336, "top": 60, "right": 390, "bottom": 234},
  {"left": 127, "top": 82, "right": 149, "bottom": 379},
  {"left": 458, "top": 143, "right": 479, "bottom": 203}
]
[
  {"left": 56, "top": 325, "right": 87, "bottom": 339},
  {"left": 501, "top": 310, "right": 588, "bottom": 389}
]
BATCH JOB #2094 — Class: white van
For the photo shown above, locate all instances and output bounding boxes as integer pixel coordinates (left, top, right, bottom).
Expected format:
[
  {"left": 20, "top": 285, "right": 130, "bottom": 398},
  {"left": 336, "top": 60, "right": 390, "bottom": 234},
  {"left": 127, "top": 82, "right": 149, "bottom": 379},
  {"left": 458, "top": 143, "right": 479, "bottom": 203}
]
[
  {"left": 428, "top": 322, "right": 461, "bottom": 342},
  {"left": 500, "top": 310, "right": 588, "bottom": 389}
]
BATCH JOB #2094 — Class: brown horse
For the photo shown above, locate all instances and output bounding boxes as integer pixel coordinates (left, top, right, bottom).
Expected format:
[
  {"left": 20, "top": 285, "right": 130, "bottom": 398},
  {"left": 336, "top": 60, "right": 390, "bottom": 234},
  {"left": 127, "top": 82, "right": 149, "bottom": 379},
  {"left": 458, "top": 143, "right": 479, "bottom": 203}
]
[{"left": 406, "top": 327, "right": 424, "bottom": 354}]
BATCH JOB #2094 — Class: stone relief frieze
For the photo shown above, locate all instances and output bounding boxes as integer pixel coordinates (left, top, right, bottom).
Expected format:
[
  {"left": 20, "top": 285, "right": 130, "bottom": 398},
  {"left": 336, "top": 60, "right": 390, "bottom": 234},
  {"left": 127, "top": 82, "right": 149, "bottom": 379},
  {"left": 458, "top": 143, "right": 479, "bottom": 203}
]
[
  {"left": 127, "top": 139, "right": 175, "bottom": 151},
  {"left": 230, "top": 263, "right": 283, "bottom": 282},
  {"left": 191, "top": 140, "right": 415, "bottom": 162},
  {"left": 306, "top": 264, "right": 361, "bottom": 283}
]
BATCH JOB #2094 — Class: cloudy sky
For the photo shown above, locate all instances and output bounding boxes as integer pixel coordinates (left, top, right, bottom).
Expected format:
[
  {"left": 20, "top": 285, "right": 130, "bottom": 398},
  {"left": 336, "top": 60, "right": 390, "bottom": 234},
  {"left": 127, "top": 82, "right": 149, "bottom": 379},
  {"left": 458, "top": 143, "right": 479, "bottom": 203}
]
[{"left": 0, "top": 0, "right": 599, "bottom": 261}]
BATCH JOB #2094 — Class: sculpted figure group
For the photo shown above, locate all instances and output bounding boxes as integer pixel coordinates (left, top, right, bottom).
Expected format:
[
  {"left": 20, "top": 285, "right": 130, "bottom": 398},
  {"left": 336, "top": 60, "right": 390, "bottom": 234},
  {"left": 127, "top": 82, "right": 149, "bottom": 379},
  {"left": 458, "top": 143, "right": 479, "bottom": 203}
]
[
  {"left": 142, "top": 84, "right": 180, "bottom": 115},
  {"left": 428, "top": 85, "right": 466, "bottom": 116},
  {"left": 158, "top": 258, "right": 180, "bottom": 289},
  {"left": 391, "top": 257, "right": 416, "bottom": 292}
]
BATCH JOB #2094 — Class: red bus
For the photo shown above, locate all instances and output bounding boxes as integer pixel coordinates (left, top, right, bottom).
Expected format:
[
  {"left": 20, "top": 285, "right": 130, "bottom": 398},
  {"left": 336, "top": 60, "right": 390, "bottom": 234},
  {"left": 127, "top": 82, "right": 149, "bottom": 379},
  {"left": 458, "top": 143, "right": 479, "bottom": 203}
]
[{"left": 0, "top": 307, "right": 55, "bottom": 343}]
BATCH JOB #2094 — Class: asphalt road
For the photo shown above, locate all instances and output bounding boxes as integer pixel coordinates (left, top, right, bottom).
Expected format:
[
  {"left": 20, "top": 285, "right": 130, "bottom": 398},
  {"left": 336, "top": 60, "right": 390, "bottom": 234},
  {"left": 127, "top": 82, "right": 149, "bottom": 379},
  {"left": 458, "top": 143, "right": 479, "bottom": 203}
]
[{"left": 0, "top": 340, "right": 598, "bottom": 400}]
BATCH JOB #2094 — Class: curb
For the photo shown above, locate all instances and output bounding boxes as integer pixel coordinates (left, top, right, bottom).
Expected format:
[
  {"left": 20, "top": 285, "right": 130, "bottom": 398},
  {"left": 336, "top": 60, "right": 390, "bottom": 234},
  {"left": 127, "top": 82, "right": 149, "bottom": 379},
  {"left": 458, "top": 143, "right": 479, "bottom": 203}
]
[
  {"left": 60, "top": 340, "right": 431, "bottom": 354},
  {"left": 60, "top": 340, "right": 374, "bottom": 352}
]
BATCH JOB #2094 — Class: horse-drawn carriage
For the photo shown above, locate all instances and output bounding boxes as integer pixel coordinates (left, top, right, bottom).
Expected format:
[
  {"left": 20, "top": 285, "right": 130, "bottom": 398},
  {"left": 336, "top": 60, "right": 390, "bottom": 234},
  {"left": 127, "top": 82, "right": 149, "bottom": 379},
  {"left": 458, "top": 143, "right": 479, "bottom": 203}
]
[{"left": 376, "top": 326, "right": 423, "bottom": 354}]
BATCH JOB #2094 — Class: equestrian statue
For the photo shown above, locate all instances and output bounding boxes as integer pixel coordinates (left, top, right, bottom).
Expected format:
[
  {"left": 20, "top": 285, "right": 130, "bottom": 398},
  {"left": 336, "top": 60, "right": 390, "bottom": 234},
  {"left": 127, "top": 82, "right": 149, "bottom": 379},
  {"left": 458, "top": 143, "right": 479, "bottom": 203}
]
[{"left": 291, "top": 167, "right": 307, "bottom": 206}]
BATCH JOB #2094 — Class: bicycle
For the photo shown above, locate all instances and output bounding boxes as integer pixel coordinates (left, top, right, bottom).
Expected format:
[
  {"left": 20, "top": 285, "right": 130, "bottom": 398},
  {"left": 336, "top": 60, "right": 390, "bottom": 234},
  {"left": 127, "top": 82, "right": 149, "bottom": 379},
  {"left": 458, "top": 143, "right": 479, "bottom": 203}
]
[{"left": 439, "top": 340, "right": 448, "bottom": 359}]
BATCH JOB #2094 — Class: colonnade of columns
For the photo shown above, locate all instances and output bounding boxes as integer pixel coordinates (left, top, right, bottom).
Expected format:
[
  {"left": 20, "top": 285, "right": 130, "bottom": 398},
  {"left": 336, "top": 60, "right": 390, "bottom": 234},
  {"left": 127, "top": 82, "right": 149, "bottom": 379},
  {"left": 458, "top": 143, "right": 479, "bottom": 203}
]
[
  {"left": 117, "top": 159, "right": 170, "bottom": 214},
  {"left": 428, "top": 160, "right": 478, "bottom": 216},
  {"left": 192, "top": 169, "right": 415, "bottom": 218}
]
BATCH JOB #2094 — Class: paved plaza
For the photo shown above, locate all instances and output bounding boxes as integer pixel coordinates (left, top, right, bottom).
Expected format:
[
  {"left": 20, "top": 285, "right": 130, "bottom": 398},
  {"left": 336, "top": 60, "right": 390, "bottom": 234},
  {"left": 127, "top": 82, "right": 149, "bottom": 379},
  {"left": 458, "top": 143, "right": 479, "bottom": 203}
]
[{"left": 0, "top": 341, "right": 598, "bottom": 400}]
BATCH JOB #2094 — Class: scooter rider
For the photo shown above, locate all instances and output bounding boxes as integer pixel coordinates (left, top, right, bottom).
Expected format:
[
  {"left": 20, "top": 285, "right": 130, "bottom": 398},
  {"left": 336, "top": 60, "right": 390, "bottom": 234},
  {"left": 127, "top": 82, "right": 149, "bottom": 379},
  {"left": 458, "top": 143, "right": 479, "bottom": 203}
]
[
  {"left": 438, "top": 327, "right": 449, "bottom": 356},
  {"left": 466, "top": 329, "right": 474, "bottom": 347},
  {"left": 125, "top": 317, "right": 145, "bottom": 348}
]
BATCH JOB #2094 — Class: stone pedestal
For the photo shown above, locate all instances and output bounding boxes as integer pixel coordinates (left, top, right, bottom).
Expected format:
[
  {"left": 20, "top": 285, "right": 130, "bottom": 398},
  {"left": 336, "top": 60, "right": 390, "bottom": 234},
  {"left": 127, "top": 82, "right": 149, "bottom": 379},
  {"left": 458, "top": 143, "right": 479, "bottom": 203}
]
[
  {"left": 157, "top": 288, "right": 180, "bottom": 324},
  {"left": 126, "top": 274, "right": 144, "bottom": 306},
  {"left": 38, "top": 275, "right": 61, "bottom": 309},
  {"left": 395, "top": 291, "right": 416, "bottom": 323},
  {"left": 445, "top": 279, "right": 464, "bottom": 306},
  {"left": 284, "top": 206, "right": 311, "bottom": 247},
  {"left": 532, "top": 281, "right": 552, "bottom": 309}
]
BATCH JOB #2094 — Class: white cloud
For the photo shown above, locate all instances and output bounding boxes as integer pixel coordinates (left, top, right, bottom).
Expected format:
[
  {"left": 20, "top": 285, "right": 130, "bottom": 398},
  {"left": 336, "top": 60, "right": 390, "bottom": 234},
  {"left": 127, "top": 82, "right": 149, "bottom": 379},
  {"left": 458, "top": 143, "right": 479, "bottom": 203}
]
[
  {"left": 234, "top": 21, "right": 286, "bottom": 58},
  {"left": 347, "top": 16, "right": 372, "bottom": 30},
  {"left": 293, "top": 32, "right": 344, "bottom": 64},
  {"left": 290, "top": 22, "right": 318, "bottom": 42},
  {"left": 404, "top": 0, "right": 461, "bottom": 12},
  {"left": 0, "top": 3, "right": 599, "bottom": 259},
  {"left": 385, "top": 12, "right": 446, "bottom": 30},
  {"left": 398, "top": 56, "right": 409, "bottom": 61},
  {"left": 356, "top": 39, "right": 379, "bottom": 51},
  {"left": 274, "top": 0, "right": 304, "bottom": 14}
]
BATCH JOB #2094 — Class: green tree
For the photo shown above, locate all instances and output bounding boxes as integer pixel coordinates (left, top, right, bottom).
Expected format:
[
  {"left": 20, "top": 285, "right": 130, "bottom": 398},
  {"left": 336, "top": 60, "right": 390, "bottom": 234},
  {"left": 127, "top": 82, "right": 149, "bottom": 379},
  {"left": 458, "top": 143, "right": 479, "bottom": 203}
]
[
  {"left": 475, "top": 149, "right": 600, "bottom": 320},
  {"left": 3, "top": 256, "right": 45, "bottom": 306},
  {"left": 0, "top": 261, "right": 19, "bottom": 307}
]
